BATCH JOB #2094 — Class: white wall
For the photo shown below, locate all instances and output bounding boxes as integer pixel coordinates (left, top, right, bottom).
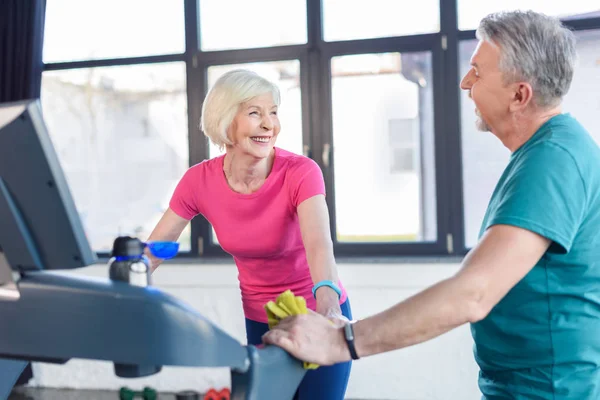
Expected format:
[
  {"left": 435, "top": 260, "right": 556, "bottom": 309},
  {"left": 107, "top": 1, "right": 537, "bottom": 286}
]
[{"left": 27, "top": 261, "right": 481, "bottom": 400}]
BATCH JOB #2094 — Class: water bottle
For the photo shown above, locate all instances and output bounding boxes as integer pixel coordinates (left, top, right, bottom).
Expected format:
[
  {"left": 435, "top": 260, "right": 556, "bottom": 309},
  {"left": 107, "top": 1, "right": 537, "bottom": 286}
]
[
  {"left": 108, "top": 236, "right": 151, "bottom": 287},
  {"left": 108, "top": 236, "right": 160, "bottom": 378}
]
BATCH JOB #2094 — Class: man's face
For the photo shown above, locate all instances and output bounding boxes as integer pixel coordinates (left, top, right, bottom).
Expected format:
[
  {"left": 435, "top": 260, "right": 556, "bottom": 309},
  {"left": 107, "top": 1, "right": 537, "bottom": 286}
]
[{"left": 460, "top": 40, "right": 514, "bottom": 133}]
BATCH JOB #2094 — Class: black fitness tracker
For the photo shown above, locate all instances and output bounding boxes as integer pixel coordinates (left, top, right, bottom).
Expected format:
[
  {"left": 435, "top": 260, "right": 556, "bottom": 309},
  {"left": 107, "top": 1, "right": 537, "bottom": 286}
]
[{"left": 343, "top": 322, "right": 360, "bottom": 360}]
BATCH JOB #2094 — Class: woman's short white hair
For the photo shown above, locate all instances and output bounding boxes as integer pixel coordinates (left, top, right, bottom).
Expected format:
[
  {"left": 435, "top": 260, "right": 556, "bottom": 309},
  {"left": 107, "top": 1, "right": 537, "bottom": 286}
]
[{"left": 200, "top": 69, "right": 281, "bottom": 150}]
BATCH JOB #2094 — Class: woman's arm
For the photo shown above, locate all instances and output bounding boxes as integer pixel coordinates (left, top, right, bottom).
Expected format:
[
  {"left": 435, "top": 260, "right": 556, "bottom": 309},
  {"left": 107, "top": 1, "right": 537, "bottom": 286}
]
[
  {"left": 297, "top": 194, "right": 344, "bottom": 320},
  {"left": 146, "top": 208, "right": 190, "bottom": 273}
]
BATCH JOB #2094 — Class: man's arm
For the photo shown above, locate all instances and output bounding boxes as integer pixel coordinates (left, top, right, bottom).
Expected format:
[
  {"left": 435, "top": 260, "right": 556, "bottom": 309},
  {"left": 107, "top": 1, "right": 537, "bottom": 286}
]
[{"left": 263, "top": 224, "right": 551, "bottom": 365}]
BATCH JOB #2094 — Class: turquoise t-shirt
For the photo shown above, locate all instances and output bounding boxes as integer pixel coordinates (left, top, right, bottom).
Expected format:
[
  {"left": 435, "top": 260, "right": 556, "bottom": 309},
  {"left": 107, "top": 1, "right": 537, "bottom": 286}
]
[{"left": 472, "top": 114, "right": 600, "bottom": 399}]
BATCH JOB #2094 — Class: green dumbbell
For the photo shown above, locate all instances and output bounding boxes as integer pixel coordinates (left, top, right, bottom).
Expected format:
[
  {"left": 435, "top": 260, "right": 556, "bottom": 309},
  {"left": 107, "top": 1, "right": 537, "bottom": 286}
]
[{"left": 119, "top": 386, "right": 158, "bottom": 400}]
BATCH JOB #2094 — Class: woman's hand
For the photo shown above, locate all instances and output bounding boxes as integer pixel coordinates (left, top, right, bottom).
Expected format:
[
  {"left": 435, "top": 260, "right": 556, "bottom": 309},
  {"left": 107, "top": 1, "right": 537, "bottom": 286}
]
[{"left": 315, "top": 287, "right": 348, "bottom": 327}]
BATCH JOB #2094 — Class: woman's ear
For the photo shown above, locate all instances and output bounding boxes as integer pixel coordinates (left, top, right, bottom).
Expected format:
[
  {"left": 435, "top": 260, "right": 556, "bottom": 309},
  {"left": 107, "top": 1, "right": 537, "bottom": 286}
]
[{"left": 226, "top": 119, "right": 237, "bottom": 140}]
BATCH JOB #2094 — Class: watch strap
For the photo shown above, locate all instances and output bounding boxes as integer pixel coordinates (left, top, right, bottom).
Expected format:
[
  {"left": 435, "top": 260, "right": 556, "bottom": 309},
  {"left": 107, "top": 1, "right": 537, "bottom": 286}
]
[{"left": 343, "top": 322, "right": 360, "bottom": 360}]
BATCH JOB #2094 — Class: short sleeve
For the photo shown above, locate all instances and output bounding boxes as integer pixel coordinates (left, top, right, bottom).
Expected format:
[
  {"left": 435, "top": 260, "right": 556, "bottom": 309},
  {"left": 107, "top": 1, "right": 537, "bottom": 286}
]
[
  {"left": 288, "top": 157, "right": 326, "bottom": 207},
  {"left": 168, "top": 168, "right": 200, "bottom": 220},
  {"left": 488, "top": 143, "right": 587, "bottom": 254}
]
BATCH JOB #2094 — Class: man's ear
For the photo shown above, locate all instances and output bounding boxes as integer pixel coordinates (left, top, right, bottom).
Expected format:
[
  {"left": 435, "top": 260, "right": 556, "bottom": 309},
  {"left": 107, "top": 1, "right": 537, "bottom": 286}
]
[{"left": 510, "top": 82, "right": 534, "bottom": 111}]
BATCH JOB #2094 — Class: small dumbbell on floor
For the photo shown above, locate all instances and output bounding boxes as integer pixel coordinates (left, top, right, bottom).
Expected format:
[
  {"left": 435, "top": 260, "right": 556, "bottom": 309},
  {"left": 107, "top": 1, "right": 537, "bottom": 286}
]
[
  {"left": 173, "top": 388, "right": 230, "bottom": 400},
  {"left": 119, "top": 386, "right": 158, "bottom": 400},
  {"left": 175, "top": 390, "right": 200, "bottom": 400},
  {"left": 203, "top": 388, "right": 231, "bottom": 400}
]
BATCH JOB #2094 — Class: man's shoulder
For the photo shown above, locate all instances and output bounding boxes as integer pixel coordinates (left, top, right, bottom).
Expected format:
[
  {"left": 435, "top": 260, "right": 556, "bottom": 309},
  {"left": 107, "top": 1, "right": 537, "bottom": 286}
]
[
  {"left": 512, "top": 140, "right": 575, "bottom": 177},
  {"left": 542, "top": 114, "right": 599, "bottom": 158},
  {"left": 521, "top": 118, "right": 600, "bottom": 184}
]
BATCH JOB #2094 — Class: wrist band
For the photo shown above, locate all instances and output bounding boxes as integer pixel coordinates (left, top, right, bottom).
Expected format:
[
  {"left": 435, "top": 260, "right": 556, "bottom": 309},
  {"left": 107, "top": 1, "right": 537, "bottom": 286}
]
[
  {"left": 344, "top": 322, "right": 360, "bottom": 360},
  {"left": 312, "top": 280, "right": 342, "bottom": 299}
]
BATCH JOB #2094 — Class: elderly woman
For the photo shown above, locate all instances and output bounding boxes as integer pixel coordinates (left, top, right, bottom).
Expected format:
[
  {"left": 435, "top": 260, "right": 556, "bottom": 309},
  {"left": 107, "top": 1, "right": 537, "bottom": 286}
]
[{"left": 146, "top": 69, "right": 352, "bottom": 400}]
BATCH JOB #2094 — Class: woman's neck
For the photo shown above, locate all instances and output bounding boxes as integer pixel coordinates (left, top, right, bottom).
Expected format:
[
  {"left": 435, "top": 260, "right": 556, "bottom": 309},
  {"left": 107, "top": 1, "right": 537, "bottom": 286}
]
[{"left": 223, "top": 148, "right": 275, "bottom": 193}]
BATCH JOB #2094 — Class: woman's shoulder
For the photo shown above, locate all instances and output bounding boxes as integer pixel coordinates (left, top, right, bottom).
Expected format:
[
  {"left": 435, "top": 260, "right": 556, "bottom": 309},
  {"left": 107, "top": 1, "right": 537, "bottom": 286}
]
[
  {"left": 186, "top": 154, "right": 225, "bottom": 175},
  {"left": 175, "top": 155, "right": 224, "bottom": 190},
  {"left": 275, "top": 147, "right": 319, "bottom": 173}
]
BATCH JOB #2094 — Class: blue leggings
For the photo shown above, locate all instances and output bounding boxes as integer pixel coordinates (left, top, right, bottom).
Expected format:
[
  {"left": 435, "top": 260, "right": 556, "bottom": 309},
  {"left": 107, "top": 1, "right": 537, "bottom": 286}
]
[{"left": 245, "top": 299, "right": 353, "bottom": 400}]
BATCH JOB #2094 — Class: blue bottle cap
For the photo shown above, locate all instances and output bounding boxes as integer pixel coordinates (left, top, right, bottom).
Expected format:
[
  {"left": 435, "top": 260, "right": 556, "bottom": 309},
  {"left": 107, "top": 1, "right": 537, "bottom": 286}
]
[{"left": 145, "top": 241, "right": 179, "bottom": 259}]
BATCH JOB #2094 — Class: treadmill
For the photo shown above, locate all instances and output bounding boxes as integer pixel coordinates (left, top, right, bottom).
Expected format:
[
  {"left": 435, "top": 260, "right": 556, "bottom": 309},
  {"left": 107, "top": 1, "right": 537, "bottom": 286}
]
[{"left": 0, "top": 100, "right": 305, "bottom": 400}]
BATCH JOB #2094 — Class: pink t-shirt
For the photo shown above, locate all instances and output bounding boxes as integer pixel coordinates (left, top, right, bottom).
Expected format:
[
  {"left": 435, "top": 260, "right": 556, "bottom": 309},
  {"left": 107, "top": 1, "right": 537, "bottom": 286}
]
[{"left": 169, "top": 147, "right": 347, "bottom": 323}]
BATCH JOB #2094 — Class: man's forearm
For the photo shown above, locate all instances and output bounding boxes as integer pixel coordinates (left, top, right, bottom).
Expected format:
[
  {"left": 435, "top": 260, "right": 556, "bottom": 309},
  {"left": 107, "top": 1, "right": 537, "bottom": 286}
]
[{"left": 352, "top": 276, "right": 481, "bottom": 358}]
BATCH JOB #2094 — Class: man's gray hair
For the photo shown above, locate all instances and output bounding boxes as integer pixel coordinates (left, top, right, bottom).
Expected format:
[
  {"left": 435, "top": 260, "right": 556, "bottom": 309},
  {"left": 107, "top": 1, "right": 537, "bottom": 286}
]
[{"left": 476, "top": 10, "right": 577, "bottom": 108}]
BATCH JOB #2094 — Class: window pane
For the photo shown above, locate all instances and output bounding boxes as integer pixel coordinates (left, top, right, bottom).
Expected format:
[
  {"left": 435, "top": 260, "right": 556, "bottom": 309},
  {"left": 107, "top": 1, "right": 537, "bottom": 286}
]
[
  {"left": 331, "top": 52, "right": 437, "bottom": 243},
  {"left": 41, "top": 63, "right": 190, "bottom": 252},
  {"left": 323, "top": 0, "right": 440, "bottom": 42},
  {"left": 206, "top": 61, "right": 303, "bottom": 244},
  {"left": 458, "top": 3, "right": 600, "bottom": 31},
  {"left": 200, "top": 0, "right": 307, "bottom": 51},
  {"left": 44, "top": 0, "right": 185, "bottom": 63},
  {"left": 460, "top": 29, "right": 600, "bottom": 247},
  {"left": 563, "top": 30, "right": 600, "bottom": 143}
]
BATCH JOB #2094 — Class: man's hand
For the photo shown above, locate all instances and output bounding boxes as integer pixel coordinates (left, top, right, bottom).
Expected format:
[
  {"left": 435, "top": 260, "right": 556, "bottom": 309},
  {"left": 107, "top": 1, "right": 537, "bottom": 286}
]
[{"left": 262, "top": 310, "right": 351, "bottom": 365}]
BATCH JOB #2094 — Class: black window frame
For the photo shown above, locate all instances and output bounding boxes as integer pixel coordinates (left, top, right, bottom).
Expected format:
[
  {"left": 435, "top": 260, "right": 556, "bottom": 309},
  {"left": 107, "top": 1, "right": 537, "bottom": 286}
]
[{"left": 40, "top": 0, "right": 600, "bottom": 260}]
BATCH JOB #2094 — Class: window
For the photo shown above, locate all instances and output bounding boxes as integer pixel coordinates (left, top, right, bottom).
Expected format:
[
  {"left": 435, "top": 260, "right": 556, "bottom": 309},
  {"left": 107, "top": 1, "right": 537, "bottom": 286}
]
[
  {"left": 323, "top": 0, "right": 440, "bottom": 42},
  {"left": 41, "top": 62, "right": 190, "bottom": 252},
  {"left": 199, "top": 0, "right": 307, "bottom": 51},
  {"left": 40, "top": 1, "right": 599, "bottom": 258},
  {"left": 389, "top": 119, "right": 419, "bottom": 173},
  {"left": 330, "top": 52, "right": 437, "bottom": 243},
  {"left": 43, "top": 0, "right": 185, "bottom": 63},
  {"left": 561, "top": 29, "right": 600, "bottom": 145}
]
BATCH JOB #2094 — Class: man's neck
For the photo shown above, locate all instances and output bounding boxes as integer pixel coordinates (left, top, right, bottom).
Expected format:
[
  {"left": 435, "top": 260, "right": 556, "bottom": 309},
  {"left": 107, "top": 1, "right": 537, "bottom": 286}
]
[{"left": 500, "top": 106, "right": 562, "bottom": 152}]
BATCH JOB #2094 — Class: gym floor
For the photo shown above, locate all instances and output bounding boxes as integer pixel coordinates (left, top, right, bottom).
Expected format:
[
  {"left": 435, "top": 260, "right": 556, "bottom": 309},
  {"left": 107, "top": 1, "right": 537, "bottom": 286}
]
[
  {"left": 9, "top": 387, "right": 369, "bottom": 399},
  {"left": 9, "top": 387, "right": 182, "bottom": 400}
]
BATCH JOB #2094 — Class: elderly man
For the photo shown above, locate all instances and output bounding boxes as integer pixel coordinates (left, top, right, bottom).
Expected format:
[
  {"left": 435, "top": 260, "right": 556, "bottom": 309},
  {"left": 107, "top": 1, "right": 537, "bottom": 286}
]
[{"left": 263, "top": 10, "right": 600, "bottom": 399}]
